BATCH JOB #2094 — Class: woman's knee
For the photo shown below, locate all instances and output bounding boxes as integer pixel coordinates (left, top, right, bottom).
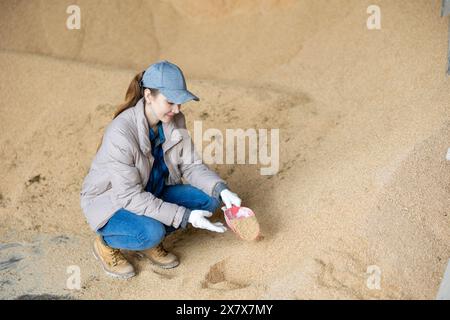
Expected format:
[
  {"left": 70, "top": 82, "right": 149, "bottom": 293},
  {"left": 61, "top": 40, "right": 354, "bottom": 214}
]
[
  {"left": 203, "top": 196, "right": 220, "bottom": 213},
  {"left": 135, "top": 219, "right": 166, "bottom": 250},
  {"left": 162, "top": 184, "right": 221, "bottom": 212}
]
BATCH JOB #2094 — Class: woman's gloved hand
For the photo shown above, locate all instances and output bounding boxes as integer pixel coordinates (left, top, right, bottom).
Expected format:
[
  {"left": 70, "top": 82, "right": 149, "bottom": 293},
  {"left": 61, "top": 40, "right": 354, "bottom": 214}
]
[
  {"left": 188, "top": 210, "right": 227, "bottom": 233},
  {"left": 220, "top": 189, "right": 242, "bottom": 209}
]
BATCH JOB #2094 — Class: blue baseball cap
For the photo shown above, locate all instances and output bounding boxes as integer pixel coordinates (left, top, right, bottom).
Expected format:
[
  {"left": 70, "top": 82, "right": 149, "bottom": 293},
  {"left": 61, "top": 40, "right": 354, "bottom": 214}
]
[{"left": 140, "top": 60, "right": 200, "bottom": 104}]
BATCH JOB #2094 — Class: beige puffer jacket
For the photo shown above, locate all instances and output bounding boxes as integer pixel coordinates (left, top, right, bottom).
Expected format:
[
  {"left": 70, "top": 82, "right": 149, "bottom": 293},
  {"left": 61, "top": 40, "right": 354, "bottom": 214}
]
[{"left": 80, "top": 97, "right": 226, "bottom": 231}]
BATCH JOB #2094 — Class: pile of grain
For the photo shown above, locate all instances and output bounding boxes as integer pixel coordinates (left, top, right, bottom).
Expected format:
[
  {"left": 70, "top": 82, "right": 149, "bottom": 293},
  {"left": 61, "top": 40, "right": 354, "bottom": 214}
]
[{"left": 230, "top": 216, "right": 260, "bottom": 241}]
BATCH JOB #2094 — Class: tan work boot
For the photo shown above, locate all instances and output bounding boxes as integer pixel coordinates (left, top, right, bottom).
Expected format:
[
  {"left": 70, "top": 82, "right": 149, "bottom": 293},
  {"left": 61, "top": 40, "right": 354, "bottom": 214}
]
[
  {"left": 139, "top": 243, "right": 179, "bottom": 269},
  {"left": 92, "top": 236, "right": 136, "bottom": 279}
]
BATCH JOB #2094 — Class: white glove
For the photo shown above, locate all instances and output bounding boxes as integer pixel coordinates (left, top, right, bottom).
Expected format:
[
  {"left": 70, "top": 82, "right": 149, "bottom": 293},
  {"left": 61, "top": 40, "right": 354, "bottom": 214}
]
[
  {"left": 220, "top": 189, "right": 242, "bottom": 209},
  {"left": 188, "top": 210, "right": 227, "bottom": 233}
]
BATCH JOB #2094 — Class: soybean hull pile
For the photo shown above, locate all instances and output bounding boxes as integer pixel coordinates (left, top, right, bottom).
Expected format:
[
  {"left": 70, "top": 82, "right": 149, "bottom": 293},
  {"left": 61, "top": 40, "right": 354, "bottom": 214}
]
[{"left": 0, "top": 0, "right": 450, "bottom": 299}]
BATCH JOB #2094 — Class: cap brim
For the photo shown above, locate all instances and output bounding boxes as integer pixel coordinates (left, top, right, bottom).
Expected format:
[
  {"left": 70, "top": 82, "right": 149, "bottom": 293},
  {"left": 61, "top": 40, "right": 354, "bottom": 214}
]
[{"left": 160, "top": 88, "right": 200, "bottom": 104}]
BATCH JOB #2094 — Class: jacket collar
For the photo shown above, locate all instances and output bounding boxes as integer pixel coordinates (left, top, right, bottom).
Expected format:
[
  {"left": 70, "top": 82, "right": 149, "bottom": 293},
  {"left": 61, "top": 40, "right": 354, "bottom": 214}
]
[{"left": 134, "top": 97, "right": 182, "bottom": 157}]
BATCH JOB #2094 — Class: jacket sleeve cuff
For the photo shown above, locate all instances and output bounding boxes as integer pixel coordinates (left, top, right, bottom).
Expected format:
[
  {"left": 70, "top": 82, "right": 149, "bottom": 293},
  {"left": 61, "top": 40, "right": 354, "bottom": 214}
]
[
  {"left": 212, "top": 182, "right": 228, "bottom": 200},
  {"left": 181, "top": 209, "right": 191, "bottom": 229}
]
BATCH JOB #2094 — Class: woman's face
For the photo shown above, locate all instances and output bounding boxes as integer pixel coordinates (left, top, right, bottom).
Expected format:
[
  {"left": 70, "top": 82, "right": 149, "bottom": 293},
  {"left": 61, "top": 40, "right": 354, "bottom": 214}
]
[{"left": 144, "top": 89, "right": 180, "bottom": 123}]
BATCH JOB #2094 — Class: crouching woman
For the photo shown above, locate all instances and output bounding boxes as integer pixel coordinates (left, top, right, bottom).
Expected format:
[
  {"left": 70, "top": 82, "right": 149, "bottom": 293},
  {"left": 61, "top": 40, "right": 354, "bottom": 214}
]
[{"left": 80, "top": 60, "right": 241, "bottom": 279}]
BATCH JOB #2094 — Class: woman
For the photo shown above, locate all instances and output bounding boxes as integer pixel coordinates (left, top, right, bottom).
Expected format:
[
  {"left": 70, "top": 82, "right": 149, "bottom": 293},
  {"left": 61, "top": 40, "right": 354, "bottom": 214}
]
[{"left": 80, "top": 60, "right": 241, "bottom": 279}]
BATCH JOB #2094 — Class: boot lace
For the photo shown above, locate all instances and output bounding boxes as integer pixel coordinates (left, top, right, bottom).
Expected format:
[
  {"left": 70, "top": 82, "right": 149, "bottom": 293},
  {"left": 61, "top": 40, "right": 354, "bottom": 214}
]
[
  {"left": 110, "top": 248, "right": 124, "bottom": 267},
  {"left": 154, "top": 244, "right": 168, "bottom": 257}
]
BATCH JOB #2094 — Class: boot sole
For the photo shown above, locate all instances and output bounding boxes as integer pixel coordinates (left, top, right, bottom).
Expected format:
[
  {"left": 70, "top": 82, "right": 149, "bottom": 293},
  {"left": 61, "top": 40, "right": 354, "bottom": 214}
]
[
  {"left": 148, "top": 258, "right": 180, "bottom": 269},
  {"left": 92, "top": 246, "right": 136, "bottom": 280},
  {"left": 136, "top": 252, "right": 180, "bottom": 269}
]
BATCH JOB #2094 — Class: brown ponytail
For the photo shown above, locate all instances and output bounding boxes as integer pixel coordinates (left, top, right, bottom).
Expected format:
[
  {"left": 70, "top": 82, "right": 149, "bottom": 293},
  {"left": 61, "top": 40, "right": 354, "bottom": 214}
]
[
  {"left": 95, "top": 71, "right": 159, "bottom": 153},
  {"left": 113, "top": 71, "right": 145, "bottom": 120}
]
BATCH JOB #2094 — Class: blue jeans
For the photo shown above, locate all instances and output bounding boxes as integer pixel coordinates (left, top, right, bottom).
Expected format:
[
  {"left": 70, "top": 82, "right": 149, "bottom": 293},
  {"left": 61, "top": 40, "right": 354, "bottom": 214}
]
[{"left": 97, "top": 184, "right": 220, "bottom": 251}]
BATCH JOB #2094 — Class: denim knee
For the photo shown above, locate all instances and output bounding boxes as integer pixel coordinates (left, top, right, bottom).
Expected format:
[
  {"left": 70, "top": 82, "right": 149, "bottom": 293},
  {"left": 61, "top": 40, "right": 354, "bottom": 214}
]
[{"left": 135, "top": 220, "right": 166, "bottom": 250}]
